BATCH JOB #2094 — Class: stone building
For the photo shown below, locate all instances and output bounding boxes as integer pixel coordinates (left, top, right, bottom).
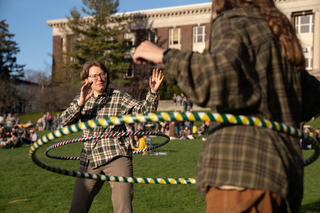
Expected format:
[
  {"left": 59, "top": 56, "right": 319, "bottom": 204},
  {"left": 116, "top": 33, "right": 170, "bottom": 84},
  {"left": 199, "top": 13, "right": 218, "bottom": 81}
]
[{"left": 47, "top": 0, "right": 320, "bottom": 94}]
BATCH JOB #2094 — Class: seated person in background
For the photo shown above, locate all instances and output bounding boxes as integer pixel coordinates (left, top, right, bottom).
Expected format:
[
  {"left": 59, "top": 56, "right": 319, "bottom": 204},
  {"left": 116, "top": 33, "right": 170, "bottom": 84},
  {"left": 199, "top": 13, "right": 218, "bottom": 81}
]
[
  {"left": 126, "top": 125, "right": 133, "bottom": 132},
  {"left": 132, "top": 135, "right": 148, "bottom": 153},
  {"left": 29, "top": 129, "right": 39, "bottom": 144},
  {"left": 2, "top": 132, "right": 21, "bottom": 149},
  {"left": 146, "top": 137, "right": 152, "bottom": 146},
  {"left": 163, "top": 121, "right": 170, "bottom": 134},
  {"left": 20, "top": 128, "right": 30, "bottom": 144},
  {"left": 137, "top": 122, "right": 146, "bottom": 132},
  {"left": 11, "top": 127, "right": 17, "bottom": 134},
  {"left": 204, "top": 120, "right": 210, "bottom": 134},
  {"left": 37, "top": 118, "right": 43, "bottom": 131},
  {"left": 160, "top": 121, "right": 168, "bottom": 133},
  {"left": 26, "top": 120, "right": 34, "bottom": 128},
  {"left": 0, "top": 129, "right": 7, "bottom": 145},
  {"left": 300, "top": 126, "right": 313, "bottom": 150},
  {"left": 155, "top": 122, "right": 161, "bottom": 132},
  {"left": 18, "top": 126, "right": 24, "bottom": 135},
  {"left": 18, "top": 120, "right": 34, "bottom": 128},
  {"left": 180, "top": 126, "right": 191, "bottom": 140},
  {"left": 4, "top": 130, "right": 11, "bottom": 142},
  {"left": 186, "top": 126, "right": 195, "bottom": 140},
  {"left": 22, "top": 128, "right": 38, "bottom": 144},
  {"left": 0, "top": 115, "right": 4, "bottom": 126},
  {"left": 197, "top": 125, "right": 205, "bottom": 136},
  {"left": 168, "top": 121, "right": 178, "bottom": 139}
]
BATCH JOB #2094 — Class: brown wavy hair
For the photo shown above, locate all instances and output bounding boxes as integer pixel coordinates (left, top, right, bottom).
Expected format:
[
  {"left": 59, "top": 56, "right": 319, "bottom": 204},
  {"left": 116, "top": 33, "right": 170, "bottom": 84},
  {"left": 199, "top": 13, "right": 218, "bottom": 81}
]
[
  {"left": 80, "top": 60, "right": 111, "bottom": 85},
  {"left": 213, "top": 0, "right": 305, "bottom": 70}
]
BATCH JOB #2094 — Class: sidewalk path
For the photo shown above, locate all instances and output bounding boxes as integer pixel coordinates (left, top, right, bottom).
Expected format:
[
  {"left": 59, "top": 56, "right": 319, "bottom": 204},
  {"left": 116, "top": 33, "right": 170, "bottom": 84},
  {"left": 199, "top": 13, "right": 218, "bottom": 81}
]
[{"left": 157, "top": 100, "right": 211, "bottom": 112}]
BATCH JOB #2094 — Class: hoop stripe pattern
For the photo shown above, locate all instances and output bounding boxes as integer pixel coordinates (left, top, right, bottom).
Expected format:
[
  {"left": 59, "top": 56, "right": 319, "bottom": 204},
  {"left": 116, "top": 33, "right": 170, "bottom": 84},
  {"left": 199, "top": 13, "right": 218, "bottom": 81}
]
[
  {"left": 44, "top": 131, "right": 169, "bottom": 160},
  {"left": 29, "top": 112, "right": 320, "bottom": 185}
]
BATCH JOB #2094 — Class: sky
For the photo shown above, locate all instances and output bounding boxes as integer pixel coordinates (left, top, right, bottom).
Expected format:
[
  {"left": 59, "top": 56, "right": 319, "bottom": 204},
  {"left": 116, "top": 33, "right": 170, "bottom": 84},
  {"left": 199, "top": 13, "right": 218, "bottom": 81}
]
[{"left": 0, "top": 0, "right": 210, "bottom": 74}]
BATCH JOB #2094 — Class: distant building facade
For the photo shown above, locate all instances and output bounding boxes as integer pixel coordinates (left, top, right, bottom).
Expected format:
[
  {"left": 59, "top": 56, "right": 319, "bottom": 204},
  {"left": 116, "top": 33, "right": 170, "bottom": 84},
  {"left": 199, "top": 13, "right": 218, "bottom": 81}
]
[
  {"left": 47, "top": 0, "right": 320, "bottom": 88},
  {"left": 11, "top": 80, "right": 40, "bottom": 113}
]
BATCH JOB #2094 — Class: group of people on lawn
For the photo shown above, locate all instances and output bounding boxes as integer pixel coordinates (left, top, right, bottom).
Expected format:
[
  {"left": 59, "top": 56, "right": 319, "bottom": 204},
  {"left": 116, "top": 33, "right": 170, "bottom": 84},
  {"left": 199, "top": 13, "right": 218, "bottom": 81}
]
[
  {"left": 0, "top": 113, "right": 38, "bottom": 149},
  {"left": 36, "top": 112, "right": 61, "bottom": 131}
]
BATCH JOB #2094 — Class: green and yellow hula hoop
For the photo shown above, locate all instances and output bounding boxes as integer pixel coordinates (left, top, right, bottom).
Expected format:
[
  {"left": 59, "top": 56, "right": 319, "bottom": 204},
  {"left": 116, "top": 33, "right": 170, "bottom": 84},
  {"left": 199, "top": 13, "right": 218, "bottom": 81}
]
[
  {"left": 29, "top": 112, "right": 320, "bottom": 185},
  {"left": 44, "top": 131, "right": 170, "bottom": 160}
]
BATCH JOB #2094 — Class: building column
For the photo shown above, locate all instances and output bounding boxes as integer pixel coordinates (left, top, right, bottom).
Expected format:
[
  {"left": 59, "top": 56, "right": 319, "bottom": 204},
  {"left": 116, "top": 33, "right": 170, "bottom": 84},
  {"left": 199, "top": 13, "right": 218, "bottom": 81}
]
[
  {"left": 313, "top": 11, "right": 320, "bottom": 75},
  {"left": 62, "top": 34, "right": 67, "bottom": 64}
]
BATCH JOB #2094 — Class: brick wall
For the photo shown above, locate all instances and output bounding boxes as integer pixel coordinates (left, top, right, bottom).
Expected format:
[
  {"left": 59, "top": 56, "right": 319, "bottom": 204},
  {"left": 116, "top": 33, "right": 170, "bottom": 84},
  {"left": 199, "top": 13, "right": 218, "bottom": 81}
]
[
  {"left": 181, "top": 25, "right": 192, "bottom": 51},
  {"left": 156, "top": 27, "right": 169, "bottom": 49},
  {"left": 52, "top": 36, "right": 62, "bottom": 84},
  {"left": 53, "top": 36, "right": 62, "bottom": 65}
]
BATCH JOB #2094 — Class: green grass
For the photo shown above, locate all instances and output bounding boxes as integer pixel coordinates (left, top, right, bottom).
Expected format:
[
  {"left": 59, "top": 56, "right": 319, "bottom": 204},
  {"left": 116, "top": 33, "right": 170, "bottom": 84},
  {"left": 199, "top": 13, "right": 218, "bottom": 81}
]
[
  {"left": 1, "top": 112, "right": 319, "bottom": 212},
  {"left": 0, "top": 131, "right": 206, "bottom": 213},
  {"left": 0, "top": 130, "right": 319, "bottom": 212}
]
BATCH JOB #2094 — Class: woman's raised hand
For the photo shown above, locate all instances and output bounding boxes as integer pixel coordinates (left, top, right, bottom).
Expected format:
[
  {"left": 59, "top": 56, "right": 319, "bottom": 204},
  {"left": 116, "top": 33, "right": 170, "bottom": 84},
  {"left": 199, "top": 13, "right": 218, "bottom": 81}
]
[{"left": 77, "top": 81, "right": 94, "bottom": 107}]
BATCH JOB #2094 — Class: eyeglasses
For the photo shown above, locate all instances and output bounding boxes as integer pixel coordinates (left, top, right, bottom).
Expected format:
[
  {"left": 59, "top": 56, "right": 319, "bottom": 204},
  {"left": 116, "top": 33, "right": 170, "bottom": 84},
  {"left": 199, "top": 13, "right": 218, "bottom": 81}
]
[{"left": 89, "top": 73, "right": 107, "bottom": 81}]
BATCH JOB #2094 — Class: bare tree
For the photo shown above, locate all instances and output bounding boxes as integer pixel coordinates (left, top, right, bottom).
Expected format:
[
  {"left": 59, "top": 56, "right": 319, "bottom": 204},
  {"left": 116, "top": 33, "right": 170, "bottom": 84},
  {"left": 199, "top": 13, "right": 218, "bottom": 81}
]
[
  {"left": 24, "top": 69, "right": 51, "bottom": 86},
  {"left": 0, "top": 78, "right": 21, "bottom": 114},
  {"left": 30, "top": 84, "right": 79, "bottom": 112}
]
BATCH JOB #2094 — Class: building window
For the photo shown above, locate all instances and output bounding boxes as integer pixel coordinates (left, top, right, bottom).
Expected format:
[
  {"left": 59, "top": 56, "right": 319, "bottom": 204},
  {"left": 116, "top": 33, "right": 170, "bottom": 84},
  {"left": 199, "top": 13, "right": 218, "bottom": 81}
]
[
  {"left": 293, "top": 11, "right": 314, "bottom": 71},
  {"left": 69, "top": 36, "right": 81, "bottom": 64},
  {"left": 106, "top": 37, "right": 114, "bottom": 44},
  {"left": 193, "top": 26, "right": 206, "bottom": 43},
  {"left": 126, "top": 68, "right": 134, "bottom": 78},
  {"left": 303, "top": 46, "right": 313, "bottom": 70},
  {"left": 124, "top": 33, "right": 135, "bottom": 46},
  {"left": 193, "top": 26, "right": 206, "bottom": 53},
  {"left": 295, "top": 14, "right": 313, "bottom": 34},
  {"left": 147, "top": 30, "right": 157, "bottom": 44},
  {"left": 169, "top": 28, "right": 181, "bottom": 49},
  {"left": 124, "top": 33, "right": 135, "bottom": 58}
]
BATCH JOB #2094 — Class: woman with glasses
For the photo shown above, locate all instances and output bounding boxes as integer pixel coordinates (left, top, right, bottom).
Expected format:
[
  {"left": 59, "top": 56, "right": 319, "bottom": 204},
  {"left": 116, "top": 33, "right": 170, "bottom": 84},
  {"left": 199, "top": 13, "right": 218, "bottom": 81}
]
[{"left": 60, "top": 60, "right": 163, "bottom": 213}]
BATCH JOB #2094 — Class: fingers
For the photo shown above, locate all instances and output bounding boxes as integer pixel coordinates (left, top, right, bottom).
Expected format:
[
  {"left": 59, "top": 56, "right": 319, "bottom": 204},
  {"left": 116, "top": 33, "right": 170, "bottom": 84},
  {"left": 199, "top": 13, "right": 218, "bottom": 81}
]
[
  {"left": 85, "top": 81, "right": 93, "bottom": 87},
  {"left": 136, "top": 58, "right": 148, "bottom": 65},
  {"left": 81, "top": 81, "right": 92, "bottom": 92},
  {"left": 160, "top": 74, "right": 164, "bottom": 82},
  {"left": 153, "top": 69, "right": 156, "bottom": 79},
  {"left": 152, "top": 69, "right": 163, "bottom": 80},
  {"left": 158, "top": 70, "right": 162, "bottom": 80},
  {"left": 85, "top": 89, "right": 94, "bottom": 101}
]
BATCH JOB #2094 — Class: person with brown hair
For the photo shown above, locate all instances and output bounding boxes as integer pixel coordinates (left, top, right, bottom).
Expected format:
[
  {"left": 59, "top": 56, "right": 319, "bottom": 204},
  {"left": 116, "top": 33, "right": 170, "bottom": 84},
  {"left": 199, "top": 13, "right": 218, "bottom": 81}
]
[
  {"left": 60, "top": 60, "right": 163, "bottom": 213},
  {"left": 2, "top": 131, "right": 20, "bottom": 149},
  {"left": 132, "top": 0, "right": 320, "bottom": 212},
  {"left": 131, "top": 135, "right": 148, "bottom": 154}
]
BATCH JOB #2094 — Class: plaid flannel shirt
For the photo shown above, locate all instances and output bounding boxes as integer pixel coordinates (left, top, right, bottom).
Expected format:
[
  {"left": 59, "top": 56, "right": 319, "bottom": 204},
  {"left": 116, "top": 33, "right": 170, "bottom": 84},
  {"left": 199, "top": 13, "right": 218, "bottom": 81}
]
[
  {"left": 60, "top": 86, "right": 158, "bottom": 169},
  {"left": 164, "top": 7, "right": 320, "bottom": 213}
]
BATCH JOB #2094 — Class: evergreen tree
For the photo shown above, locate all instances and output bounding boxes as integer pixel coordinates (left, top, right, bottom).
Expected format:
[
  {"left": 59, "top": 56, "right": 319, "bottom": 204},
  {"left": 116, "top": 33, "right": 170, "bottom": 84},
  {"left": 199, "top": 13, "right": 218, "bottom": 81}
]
[
  {"left": 158, "top": 74, "right": 183, "bottom": 100},
  {"left": 0, "top": 20, "right": 25, "bottom": 80},
  {"left": 64, "top": 0, "right": 133, "bottom": 83}
]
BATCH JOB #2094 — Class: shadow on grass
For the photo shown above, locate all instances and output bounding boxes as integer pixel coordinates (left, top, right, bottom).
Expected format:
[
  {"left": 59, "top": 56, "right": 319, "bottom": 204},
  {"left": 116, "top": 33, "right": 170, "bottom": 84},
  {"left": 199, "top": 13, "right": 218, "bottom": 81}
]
[
  {"left": 164, "top": 150, "right": 179, "bottom": 153},
  {"left": 300, "top": 200, "right": 320, "bottom": 213}
]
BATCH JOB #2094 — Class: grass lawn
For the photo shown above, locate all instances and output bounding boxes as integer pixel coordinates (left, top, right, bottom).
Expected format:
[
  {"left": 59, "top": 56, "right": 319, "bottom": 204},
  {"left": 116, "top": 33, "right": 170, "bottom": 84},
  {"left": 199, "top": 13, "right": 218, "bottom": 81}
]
[{"left": 0, "top": 129, "right": 319, "bottom": 212}]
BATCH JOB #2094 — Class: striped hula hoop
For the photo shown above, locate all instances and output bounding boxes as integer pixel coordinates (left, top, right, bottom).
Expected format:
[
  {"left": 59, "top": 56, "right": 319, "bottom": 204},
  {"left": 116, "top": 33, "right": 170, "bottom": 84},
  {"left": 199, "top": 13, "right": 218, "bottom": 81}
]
[
  {"left": 44, "top": 131, "right": 169, "bottom": 160},
  {"left": 29, "top": 112, "right": 320, "bottom": 184}
]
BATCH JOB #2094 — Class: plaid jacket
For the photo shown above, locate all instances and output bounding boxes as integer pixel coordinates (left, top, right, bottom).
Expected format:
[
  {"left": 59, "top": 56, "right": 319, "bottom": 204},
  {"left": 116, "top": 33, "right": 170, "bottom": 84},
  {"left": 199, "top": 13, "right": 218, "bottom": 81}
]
[
  {"left": 60, "top": 87, "right": 158, "bottom": 169},
  {"left": 164, "top": 7, "right": 320, "bottom": 213}
]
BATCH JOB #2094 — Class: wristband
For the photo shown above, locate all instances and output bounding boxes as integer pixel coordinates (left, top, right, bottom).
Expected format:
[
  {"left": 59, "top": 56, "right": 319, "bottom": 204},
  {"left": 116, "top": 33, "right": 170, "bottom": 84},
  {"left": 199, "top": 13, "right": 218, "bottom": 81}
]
[{"left": 162, "top": 49, "right": 171, "bottom": 64}]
